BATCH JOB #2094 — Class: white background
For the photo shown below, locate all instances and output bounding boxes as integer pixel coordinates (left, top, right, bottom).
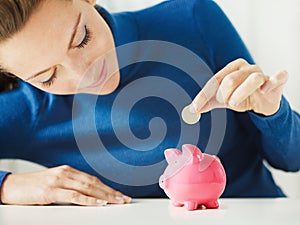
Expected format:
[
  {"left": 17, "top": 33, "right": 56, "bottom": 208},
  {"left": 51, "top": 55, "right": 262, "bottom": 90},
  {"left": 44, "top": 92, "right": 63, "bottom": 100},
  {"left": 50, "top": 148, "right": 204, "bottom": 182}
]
[{"left": 1, "top": 0, "right": 299, "bottom": 198}]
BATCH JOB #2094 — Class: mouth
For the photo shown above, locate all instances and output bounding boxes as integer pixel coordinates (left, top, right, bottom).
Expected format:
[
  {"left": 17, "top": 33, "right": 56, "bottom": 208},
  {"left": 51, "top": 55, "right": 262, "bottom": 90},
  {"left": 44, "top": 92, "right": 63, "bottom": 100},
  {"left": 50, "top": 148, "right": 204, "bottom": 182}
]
[{"left": 87, "top": 59, "right": 107, "bottom": 88}]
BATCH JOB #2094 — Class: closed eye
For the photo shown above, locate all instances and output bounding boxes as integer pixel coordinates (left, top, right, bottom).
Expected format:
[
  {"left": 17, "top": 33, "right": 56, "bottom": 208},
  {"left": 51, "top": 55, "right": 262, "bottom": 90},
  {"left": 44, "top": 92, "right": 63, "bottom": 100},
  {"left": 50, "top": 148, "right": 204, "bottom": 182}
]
[
  {"left": 41, "top": 68, "right": 57, "bottom": 87},
  {"left": 40, "top": 24, "right": 92, "bottom": 88},
  {"left": 76, "top": 25, "right": 92, "bottom": 49}
]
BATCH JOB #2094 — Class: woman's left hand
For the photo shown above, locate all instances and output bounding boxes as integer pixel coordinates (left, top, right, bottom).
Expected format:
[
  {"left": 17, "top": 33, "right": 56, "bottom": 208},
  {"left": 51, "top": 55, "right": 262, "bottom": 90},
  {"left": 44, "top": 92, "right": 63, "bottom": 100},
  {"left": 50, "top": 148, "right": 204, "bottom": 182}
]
[{"left": 190, "top": 58, "right": 289, "bottom": 116}]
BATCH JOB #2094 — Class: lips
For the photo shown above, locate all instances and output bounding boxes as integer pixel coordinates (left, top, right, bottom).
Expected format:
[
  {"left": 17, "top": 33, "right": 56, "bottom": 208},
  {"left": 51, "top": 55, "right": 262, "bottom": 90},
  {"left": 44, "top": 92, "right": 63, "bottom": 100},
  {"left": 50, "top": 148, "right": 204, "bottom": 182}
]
[{"left": 87, "top": 60, "right": 107, "bottom": 88}]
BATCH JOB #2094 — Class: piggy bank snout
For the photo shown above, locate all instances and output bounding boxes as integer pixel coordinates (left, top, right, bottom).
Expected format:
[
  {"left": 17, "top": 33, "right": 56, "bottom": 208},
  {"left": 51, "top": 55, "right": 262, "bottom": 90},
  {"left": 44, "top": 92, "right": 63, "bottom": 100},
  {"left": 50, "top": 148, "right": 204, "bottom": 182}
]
[{"left": 159, "top": 176, "right": 168, "bottom": 189}]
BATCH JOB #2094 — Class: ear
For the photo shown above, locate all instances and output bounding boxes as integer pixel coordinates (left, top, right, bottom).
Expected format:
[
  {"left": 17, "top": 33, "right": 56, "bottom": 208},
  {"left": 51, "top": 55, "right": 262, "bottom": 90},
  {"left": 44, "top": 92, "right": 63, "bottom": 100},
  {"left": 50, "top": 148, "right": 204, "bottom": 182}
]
[
  {"left": 164, "top": 148, "right": 181, "bottom": 164},
  {"left": 182, "top": 144, "right": 202, "bottom": 162},
  {"left": 86, "top": 0, "right": 96, "bottom": 5}
]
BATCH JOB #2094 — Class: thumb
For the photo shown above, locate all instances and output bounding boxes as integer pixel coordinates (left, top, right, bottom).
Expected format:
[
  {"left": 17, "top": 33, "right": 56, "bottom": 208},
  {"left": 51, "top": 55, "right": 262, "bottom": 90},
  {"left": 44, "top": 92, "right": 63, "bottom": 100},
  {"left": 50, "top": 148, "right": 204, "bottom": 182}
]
[{"left": 260, "top": 70, "right": 288, "bottom": 94}]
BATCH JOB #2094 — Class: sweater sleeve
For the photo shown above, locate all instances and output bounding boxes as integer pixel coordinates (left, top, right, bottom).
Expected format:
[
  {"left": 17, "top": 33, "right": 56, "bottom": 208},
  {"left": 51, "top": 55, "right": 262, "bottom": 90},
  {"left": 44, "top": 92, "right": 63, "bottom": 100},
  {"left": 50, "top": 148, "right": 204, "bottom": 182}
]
[
  {"left": 0, "top": 170, "right": 11, "bottom": 204},
  {"left": 0, "top": 82, "right": 45, "bottom": 204},
  {"left": 248, "top": 97, "right": 300, "bottom": 171},
  {"left": 193, "top": 0, "right": 300, "bottom": 171}
]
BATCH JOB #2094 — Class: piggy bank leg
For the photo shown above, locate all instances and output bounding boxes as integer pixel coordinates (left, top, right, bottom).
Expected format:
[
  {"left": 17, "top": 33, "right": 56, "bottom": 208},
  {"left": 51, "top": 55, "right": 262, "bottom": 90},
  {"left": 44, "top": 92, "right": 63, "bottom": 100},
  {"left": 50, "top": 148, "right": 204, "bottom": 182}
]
[
  {"left": 205, "top": 200, "right": 219, "bottom": 209},
  {"left": 172, "top": 201, "right": 184, "bottom": 207},
  {"left": 184, "top": 201, "right": 198, "bottom": 211}
]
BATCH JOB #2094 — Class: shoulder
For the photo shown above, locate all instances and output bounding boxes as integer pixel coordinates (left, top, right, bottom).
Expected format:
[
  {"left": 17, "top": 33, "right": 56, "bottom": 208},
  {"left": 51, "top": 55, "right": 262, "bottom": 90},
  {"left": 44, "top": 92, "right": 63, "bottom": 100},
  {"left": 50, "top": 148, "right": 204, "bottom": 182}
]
[
  {"left": 132, "top": 0, "right": 223, "bottom": 21},
  {"left": 128, "top": 0, "right": 226, "bottom": 39},
  {"left": 134, "top": 0, "right": 220, "bottom": 13},
  {"left": 129, "top": 0, "right": 226, "bottom": 66}
]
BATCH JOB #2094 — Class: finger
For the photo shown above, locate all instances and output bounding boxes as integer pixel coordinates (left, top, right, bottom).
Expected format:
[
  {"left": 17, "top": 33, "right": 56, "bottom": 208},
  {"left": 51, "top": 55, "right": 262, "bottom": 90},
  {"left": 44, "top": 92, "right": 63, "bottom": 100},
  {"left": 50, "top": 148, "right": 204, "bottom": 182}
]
[
  {"left": 191, "top": 59, "right": 255, "bottom": 113},
  {"left": 50, "top": 188, "right": 108, "bottom": 206},
  {"left": 64, "top": 177, "right": 130, "bottom": 204},
  {"left": 190, "top": 76, "right": 219, "bottom": 113},
  {"left": 216, "top": 69, "right": 252, "bottom": 104},
  {"left": 63, "top": 167, "right": 131, "bottom": 204},
  {"left": 214, "top": 58, "right": 250, "bottom": 81},
  {"left": 260, "top": 70, "right": 288, "bottom": 94},
  {"left": 229, "top": 72, "right": 268, "bottom": 107},
  {"left": 198, "top": 98, "right": 226, "bottom": 113}
]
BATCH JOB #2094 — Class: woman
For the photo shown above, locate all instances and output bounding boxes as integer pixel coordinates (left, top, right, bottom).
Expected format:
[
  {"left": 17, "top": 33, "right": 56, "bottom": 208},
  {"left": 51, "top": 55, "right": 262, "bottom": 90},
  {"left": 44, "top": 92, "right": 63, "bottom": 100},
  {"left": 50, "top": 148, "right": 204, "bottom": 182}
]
[{"left": 0, "top": 0, "right": 299, "bottom": 206}]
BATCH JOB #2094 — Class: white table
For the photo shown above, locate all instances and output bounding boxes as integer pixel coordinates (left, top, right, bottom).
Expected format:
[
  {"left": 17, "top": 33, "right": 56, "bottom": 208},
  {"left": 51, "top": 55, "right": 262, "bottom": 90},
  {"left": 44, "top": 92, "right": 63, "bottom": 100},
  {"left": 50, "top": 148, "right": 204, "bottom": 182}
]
[{"left": 0, "top": 198, "right": 299, "bottom": 225}]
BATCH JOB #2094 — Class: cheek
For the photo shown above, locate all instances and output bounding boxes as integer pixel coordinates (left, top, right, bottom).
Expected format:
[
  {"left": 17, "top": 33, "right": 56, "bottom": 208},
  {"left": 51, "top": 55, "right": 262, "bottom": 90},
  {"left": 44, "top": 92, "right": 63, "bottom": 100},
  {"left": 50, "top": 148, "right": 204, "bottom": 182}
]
[
  {"left": 92, "top": 30, "right": 114, "bottom": 57},
  {"left": 53, "top": 78, "right": 81, "bottom": 94},
  {"left": 29, "top": 79, "right": 77, "bottom": 95},
  {"left": 68, "top": 31, "right": 112, "bottom": 71},
  {"left": 89, "top": 13, "right": 115, "bottom": 54}
]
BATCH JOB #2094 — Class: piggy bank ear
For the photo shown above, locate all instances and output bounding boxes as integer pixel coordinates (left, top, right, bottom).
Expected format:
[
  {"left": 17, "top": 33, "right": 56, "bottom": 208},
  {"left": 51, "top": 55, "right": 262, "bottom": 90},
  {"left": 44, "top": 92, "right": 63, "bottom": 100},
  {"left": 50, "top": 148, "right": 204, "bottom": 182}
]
[
  {"left": 164, "top": 148, "right": 181, "bottom": 164},
  {"left": 182, "top": 144, "right": 203, "bottom": 162}
]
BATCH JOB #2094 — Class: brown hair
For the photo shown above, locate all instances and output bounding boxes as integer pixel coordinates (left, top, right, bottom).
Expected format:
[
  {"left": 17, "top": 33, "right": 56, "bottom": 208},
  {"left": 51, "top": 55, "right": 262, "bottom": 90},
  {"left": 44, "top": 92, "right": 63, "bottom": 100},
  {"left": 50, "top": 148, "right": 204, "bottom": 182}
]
[{"left": 0, "top": 0, "right": 43, "bottom": 92}]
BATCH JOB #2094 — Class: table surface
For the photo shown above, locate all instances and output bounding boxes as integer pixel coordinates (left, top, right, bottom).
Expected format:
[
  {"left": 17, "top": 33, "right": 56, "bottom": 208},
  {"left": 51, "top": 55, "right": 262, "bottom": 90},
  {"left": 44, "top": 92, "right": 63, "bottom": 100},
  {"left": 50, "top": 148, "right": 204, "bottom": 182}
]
[{"left": 0, "top": 198, "right": 299, "bottom": 225}]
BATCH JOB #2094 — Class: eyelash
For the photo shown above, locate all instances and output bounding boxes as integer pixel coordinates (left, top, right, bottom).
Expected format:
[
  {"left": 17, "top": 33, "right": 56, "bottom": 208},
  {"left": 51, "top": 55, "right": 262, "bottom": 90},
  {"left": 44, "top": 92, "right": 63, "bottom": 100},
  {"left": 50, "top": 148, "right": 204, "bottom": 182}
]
[
  {"left": 76, "top": 25, "right": 92, "bottom": 49},
  {"left": 41, "top": 26, "right": 92, "bottom": 87},
  {"left": 41, "top": 68, "right": 57, "bottom": 87}
]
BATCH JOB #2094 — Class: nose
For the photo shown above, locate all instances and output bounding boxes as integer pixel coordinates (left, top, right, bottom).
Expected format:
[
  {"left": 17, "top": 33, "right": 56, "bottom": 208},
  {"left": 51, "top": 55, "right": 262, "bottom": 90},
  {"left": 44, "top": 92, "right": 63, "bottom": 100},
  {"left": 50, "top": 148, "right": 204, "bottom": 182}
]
[
  {"left": 60, "top": 57, "right": 100, "bottom": 92},
  {"left": 63, "top": 51, "right": 98, "bottom": 78},
  {"left": 65, "top": 58, "right": 91, "bottom": 80}
]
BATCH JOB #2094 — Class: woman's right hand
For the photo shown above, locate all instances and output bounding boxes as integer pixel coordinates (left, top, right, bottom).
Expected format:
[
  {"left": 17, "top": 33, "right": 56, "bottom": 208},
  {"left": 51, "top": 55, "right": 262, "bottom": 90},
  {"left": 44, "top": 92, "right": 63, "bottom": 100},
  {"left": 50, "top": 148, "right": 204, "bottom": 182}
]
[{"left": 0, "top": 165, "right": 131, "bottom": 206}]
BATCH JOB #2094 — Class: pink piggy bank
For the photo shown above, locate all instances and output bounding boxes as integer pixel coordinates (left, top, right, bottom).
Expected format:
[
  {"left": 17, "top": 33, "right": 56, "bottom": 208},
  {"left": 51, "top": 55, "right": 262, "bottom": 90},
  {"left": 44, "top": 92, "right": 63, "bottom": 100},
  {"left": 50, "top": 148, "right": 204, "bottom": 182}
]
[{"left": 159, "top": 144, "right": 226, "bottom": 210}]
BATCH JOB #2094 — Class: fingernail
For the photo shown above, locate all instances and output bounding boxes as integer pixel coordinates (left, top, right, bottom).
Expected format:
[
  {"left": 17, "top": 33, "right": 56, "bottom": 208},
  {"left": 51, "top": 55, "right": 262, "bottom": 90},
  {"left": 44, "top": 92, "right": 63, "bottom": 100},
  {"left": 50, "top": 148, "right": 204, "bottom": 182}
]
[
  {"left": 123, "top": 195, "right": 132, "bottom": 203},
  {"left": 115, "top": 196, "right": 124, "bottom": 203},
  {"left": 188, "top": 104, "right": 197, "bottom": 113},
  {"left": 96, "top": 199, "right": 108, "bottom": 205}
]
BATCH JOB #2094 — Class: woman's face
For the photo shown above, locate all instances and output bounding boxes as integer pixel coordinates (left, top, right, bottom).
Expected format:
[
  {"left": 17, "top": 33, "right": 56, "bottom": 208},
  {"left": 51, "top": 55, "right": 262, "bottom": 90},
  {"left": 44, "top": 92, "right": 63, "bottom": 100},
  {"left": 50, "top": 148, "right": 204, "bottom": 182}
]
[{"left": 0, "top": 0, "right": 120, "bottom": 95}]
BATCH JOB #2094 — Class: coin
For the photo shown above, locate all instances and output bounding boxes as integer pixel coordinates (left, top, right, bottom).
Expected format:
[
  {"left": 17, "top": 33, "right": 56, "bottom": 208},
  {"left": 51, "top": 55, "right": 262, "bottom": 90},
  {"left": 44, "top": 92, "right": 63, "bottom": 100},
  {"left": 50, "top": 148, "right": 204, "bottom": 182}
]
[{"left": 181, "top": 105, "right": 201, "bottom": 125}]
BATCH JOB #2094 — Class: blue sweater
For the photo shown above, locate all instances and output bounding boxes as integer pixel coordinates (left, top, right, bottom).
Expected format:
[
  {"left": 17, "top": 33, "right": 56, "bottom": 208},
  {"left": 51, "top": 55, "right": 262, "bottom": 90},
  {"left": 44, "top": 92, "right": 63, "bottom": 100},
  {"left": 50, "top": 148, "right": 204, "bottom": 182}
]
[{"left": 1, "top": 0, "right": 300, "bottom": 200}]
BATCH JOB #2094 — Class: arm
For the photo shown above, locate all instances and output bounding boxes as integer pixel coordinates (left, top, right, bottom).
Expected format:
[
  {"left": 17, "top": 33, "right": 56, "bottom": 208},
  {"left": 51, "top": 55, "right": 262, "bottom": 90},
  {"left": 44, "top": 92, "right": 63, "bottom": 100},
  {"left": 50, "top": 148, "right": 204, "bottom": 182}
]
[
  {"left": 191, "top": 0, "right": 300, "bottom": 171},
  {"left": 249, "top": 97, "right": 300, "bottom": 171},
  {"left": 0, "top": 85, "right": 130, "bottom": 205}
]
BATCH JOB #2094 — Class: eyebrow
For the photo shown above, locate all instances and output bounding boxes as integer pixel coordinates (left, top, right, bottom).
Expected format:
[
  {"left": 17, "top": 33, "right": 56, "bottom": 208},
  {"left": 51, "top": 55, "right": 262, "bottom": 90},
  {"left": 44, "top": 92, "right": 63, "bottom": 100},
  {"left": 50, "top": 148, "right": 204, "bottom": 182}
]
[{"left": 25, "top": 13, "right": 82, "bottom": 81}]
